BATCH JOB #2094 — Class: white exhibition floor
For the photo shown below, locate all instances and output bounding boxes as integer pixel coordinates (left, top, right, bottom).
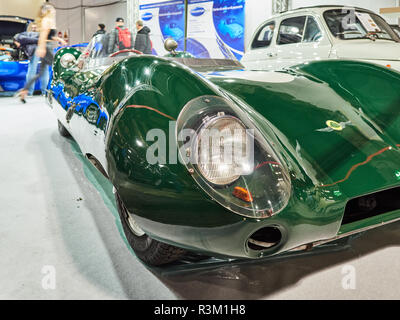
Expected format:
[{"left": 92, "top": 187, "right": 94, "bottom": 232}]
[{"left": 0, "top": 96, "right": 399, "bottom": 300}]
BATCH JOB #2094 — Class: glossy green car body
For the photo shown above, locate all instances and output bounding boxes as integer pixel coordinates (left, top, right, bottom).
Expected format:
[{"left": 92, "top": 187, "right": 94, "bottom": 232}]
[{"left": 49, "top": 46, "right": 400, "bottom": 260}]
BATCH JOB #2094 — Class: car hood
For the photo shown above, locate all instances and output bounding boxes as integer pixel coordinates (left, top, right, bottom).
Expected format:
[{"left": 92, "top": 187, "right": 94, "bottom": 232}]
[
  {"left": 333, "top": 40, "right": 400, "bottom": 61},
  {"left": 206, "top": 62, "right": 400, "bottom": 198},
  {"left": 0, "top": 17, "right": 30, "bottom": 43}
]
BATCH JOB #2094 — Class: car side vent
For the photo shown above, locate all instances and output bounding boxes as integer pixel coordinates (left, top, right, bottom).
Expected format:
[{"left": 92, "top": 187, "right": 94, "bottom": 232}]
[
  {"left": 343, "top": 187, "right": 400, "bottom": 225},
  {"left": 247, "top": 227, "right": 282, "bottom": 251}
]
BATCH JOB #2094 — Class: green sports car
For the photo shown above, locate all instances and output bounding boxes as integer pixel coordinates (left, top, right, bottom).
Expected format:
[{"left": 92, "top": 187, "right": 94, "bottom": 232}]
[{"left": 48, "top": 36, "right": 400, "bottom": 266}]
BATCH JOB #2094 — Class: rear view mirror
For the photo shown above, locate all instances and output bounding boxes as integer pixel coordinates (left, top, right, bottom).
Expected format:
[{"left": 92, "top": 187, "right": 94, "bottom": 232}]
[{"left": 164, "top": 38, "right": 178, "bottom": 56}]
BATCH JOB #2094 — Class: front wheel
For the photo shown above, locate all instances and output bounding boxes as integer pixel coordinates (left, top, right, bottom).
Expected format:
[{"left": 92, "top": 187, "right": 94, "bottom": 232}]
[{"left": 115, "top": 192, "right": 186, "bottom": 266}]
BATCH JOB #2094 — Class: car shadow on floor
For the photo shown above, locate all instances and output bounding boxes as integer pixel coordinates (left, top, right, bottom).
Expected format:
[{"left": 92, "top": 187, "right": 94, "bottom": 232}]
[
  {"left": 42, "top": 128, "right": 400, "bottom": 299},
  {"left": 148, "top": 222, "right": 400, "bottom": 299}
]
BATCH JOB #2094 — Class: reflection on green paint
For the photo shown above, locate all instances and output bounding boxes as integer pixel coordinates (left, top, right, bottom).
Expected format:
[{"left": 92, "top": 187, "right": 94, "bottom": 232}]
[
  {"left": 69, "top": 140, "right": 136, "bottom": 256},
  {"left": 333, "top": 190, "right": 342, "bottom": 197}
]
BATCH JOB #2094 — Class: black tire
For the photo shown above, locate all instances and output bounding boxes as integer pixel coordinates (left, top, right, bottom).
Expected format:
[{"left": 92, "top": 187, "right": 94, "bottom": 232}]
[
  {"left": 58, "top": 120, "right": 71, "bottom": 137},
  {"left": 115, "top": 192, "right": 186, "bottom": 266}
]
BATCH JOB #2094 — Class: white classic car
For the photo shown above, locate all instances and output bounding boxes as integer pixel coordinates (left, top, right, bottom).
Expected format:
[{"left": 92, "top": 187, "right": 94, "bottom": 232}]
[{"left": 242, "top": 5, "right": 400, "bottom": 71}]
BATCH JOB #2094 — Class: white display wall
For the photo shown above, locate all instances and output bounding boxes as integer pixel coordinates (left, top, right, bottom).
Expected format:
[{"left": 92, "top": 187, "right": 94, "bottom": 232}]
[
  {"left": 244, "top": 1, "right": 272, "bottom": 50},
  {"left": 52, "top": 0, "right": 127, "bottom": 45}
]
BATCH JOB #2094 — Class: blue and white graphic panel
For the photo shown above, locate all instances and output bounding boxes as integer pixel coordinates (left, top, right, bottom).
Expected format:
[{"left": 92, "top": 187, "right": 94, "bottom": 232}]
[
  {"left": 139, "top": 0, "right": 186, "bottom": 55},
  {"left": 187, "top": 0, "right": 245, "bottom": 60}
]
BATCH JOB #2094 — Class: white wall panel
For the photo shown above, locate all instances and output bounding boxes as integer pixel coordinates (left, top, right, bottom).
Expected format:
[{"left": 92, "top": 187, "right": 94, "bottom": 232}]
[
  {"left": 84, "top": 2, "right": 126, "bottom": 41},
  {"left": 52, "top": 0, "right": 127, "bottom": 44},
  {"left": 53, "top": 0, "right": 83, "bottom": 44},
  {"left": 245, "top": 0, "right": 273, "bottom": 50}
]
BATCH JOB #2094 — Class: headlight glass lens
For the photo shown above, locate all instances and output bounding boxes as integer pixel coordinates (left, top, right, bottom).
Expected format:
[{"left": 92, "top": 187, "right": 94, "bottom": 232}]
[
  {"left": 176, "top": 95, "right": 291, "bottom": 219},
  {"left": 60, "top": 53, "right": 76, "bottom": 68},
  {"left": 197, "top": 116, "right": 247, "bottom": 185}
]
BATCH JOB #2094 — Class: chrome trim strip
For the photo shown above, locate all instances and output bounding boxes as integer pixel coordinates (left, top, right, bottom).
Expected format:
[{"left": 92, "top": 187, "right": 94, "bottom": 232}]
[{"left": 291, "top": 216, "right": 400, "bottom": 252}]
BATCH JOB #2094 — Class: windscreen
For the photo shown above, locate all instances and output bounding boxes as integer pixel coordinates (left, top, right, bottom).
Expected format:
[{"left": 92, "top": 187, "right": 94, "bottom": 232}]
[
  {"left": 78, "top": 33, "right": 243, "bottom": 72},
  {"left": 324, "top": 9, "right": 400, "bottom": 42}
]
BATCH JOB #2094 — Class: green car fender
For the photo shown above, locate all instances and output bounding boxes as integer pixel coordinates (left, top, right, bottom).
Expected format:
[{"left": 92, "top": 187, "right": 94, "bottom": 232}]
[
  {"left": 97, "top": 56, "right": 306, "bottom": 257},
  {"left": 100, "top": 57, "right": 249, "bottom": 253},
  {"left": 96, "top": 56, "right": 329, "bottom": 257}
]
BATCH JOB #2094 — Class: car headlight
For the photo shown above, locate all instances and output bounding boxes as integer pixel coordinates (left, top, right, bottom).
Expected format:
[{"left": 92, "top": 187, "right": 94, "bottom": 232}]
[
  {"left": 60, "top": 53, "right": 77, "bottom": 68},
  {"left": 176, "top": 95, "right": 291, "bottom": 219},
  {"left": 196, "top": 115, "right": 248, "bottom": 185}
]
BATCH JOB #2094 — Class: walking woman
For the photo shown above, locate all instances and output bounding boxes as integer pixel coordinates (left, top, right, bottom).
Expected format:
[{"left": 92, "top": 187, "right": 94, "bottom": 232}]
[{"left": 17, "top": 2, "right": 65, "bottom": 103}]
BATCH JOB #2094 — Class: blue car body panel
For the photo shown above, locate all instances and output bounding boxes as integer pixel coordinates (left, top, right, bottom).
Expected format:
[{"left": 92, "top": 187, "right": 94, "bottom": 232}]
[
  {"left": 0, "top": 43, "right": 88, "bottom": 92},
  {"left": 0, "top": 59, "right": 41, "bottom": 91}
]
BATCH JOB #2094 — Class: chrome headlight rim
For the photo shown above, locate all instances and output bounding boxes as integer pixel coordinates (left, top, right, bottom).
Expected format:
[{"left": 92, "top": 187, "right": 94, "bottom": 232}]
[{"left": 176, "top": 95, "right": 292, "bottom": 219}]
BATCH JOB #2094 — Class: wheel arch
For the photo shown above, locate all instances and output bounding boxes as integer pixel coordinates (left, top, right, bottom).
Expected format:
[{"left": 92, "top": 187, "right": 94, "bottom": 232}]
[{"left": 102, "top": 55, "right": 242, "bottom": 228}]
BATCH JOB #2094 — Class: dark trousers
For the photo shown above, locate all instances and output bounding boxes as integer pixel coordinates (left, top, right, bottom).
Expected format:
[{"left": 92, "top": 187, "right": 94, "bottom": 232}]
[{"left": 24, "top": 44, "right": 54, "bottom": 91}]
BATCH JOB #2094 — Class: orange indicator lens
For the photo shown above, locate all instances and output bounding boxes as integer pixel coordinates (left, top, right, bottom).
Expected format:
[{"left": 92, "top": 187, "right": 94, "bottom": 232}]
[{"left": 233, "top": 187, "right": 253, "bottom": 203}]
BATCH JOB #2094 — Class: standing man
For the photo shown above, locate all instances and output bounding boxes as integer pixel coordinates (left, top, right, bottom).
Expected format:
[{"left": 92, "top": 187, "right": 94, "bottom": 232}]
[
  {"left": 92, "top": 23, "right": 106, "bottom": 38},
  {"left": 107, "top": 17, "right": 133, "bottom": 54},
  {"left": 134, "top": 20, "right": 152, "bottom": 54}
]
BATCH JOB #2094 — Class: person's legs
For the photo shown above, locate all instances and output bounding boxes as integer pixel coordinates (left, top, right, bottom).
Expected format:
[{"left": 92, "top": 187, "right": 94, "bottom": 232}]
[
  {"left": 26, "top": 54, "right": 39, "bottom": 96},
  {"left": 22, "top": 46, "right": 54, "bottom": 98},
  {"left": 40, "top": 45, "right": 53, "bottom": 95},
  {"left": 23, "top": 65, "right": 42, "bottom": 94},
  {"left": 20, "top": 45, "right": 54, "bottom": 102},
  {"left": 40, "top": 64, "right": 50, "bottom": 95}
]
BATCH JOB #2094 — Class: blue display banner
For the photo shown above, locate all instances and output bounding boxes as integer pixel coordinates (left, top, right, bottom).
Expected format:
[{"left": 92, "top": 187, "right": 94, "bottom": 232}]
[
  {"left": 187, "top": 0, "right": 245, "bottom": 60},
  {"left": 138, "top": 0, "right": 245, "bottom": 59},
  {"left": 139, "top": 0, "right": 186, "bottom": 55}
]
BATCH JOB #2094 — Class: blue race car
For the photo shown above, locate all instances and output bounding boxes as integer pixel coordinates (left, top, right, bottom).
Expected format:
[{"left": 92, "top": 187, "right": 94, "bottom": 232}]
[
  {"left": 0, "top": 15, "right": 87, "bottom": 94},
  {"left": 0, "top": 16, "right": 35, "bottom": 93}
]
